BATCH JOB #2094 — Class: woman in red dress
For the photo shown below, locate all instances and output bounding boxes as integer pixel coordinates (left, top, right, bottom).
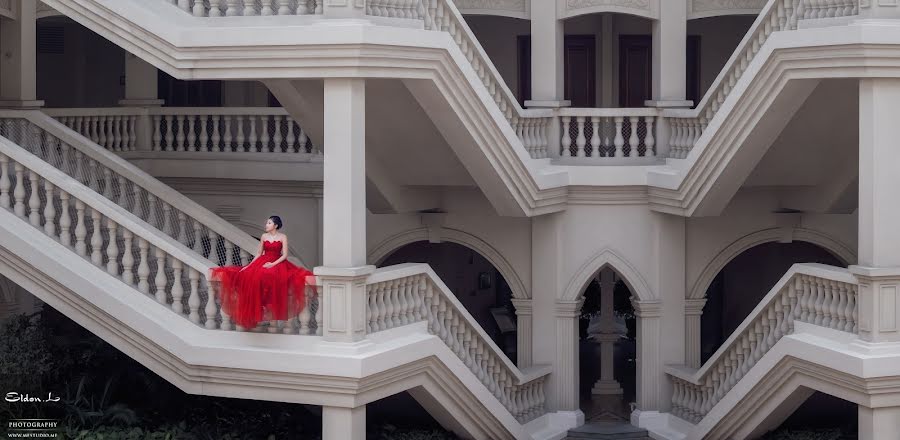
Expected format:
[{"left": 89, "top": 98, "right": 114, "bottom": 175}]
[{"left": 210, "top": 216, "right": 314, "bottom": 329}]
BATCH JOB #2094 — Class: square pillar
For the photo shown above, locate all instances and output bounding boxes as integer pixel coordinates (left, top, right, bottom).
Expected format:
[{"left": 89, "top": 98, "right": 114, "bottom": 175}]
[
  {"left": 859, "top": 406, "right": 900, "bottom": 440},
  {"left": 528, "top": 0, "right": 564, "bottom": 105},
  {"left": 318, "top": 78, "right": 372, "bottom": 343},
  {"left": 323, "top": 405, "right": 365, "bottom": 440},
  {"left": 684, "top": 298, "right": 706, "bottom": 368},
  {"left": 119, "top": 54, "right": 163, "bottom": 107},
  {"left": 554, "top": 299, "right": 585, "bottom": 412},
  {"left": 648, "top": 0, "right": 689, "bottom": 106},
  {"left": 632, "top": 299, "right": 662, "bottom": 412},
  {"left": 853, "top": 78, "right": 900, "bottom": 343},
  {"left": 0, "top": 0, "right": 42, "bottom": 108},
  {"left": 511, "top": 298, "right": 533, "bottom": 368}
]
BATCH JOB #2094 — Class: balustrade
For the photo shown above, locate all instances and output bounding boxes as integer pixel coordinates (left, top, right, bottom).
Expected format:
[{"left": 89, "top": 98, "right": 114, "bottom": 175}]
[
  {"left": 47, "top": 108, "right": 320, "bottom": 156},
  {"left": 166, "top": 0, "right": 322, "bottom": 16},
  {"left": 668, "top": 265, "right": 857, "bottom": 423},
  {"left": 558, "top": 110, "right": 657, "bottom": 161},
  {"left": 365, "top": 265, "right": 548, "bottom": 423}
]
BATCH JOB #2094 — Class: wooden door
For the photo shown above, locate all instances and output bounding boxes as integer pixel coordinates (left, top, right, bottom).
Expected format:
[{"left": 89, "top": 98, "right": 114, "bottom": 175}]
[
  {"left": 618, "top": 35, "right": 652, "bottom": 107},
  {"left": 564, "top": 35, "right": 596, "bottom": 107}
]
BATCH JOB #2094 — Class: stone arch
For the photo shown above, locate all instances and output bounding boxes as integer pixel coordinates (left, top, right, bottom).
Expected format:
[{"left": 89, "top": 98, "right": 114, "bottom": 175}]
[
  {"left": 688, "top": 228, "right": 855, "bottom": 300},
  {"left": 560, "top": 4, "right": 658, "bottom": 21},
  {"left": 368, "top": 227, "right": 529, "bottom": 300},
  {"left": 561, "top": 248, "right": 654, "bottom": 302}
]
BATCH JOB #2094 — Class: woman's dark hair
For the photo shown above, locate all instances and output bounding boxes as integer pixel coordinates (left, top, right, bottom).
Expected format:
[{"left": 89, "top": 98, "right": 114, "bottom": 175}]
[{"left": 269, "top": 215, "right": 283, "bottom": 230}]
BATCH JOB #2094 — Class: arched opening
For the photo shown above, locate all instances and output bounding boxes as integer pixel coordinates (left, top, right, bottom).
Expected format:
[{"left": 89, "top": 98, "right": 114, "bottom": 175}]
[
  {"left": 701, "top": 241, "right": 845, "bottom": 363},
  {"left": 380, "top": 241, "right": 518, "bottom": 362},
  {"left": 576, "top": 266, "right": 637, "bottom": 422}
]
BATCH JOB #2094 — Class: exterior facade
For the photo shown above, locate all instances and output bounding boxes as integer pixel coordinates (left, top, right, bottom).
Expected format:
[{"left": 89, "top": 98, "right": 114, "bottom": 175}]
[{"left": 0, "top": 0, "right": 898, "bottom": 439}]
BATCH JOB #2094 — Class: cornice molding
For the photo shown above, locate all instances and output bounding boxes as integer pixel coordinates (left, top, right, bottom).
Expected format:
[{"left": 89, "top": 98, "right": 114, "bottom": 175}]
[
  {"left": 560, "top": 0, "right": 657, "bottom": 20},
  {"left": 688, "top": 0, "right": 765, "bottom": 19},
  {"left": 452, "top": 0, "right": 529, "bottom": 19}
]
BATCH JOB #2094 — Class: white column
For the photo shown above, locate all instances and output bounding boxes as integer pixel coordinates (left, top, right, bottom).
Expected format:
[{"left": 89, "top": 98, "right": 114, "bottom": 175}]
[
  {"left": 511, "top": 298, "right": 533, "bottom": 367},
  {"left": 632, "top": 299, "right": 661, "bottom": 413},
  {"left": 852, "top": 78, "right": 900, "bottom": 343},
  {"left": 600, "top": 14, "right": 615, "bottom": 107},
  {"left": 119, "top": 53, "right": 163, "bottom": 107},
  {"left": 528, "top": 0, "right": 565, "bottom": 106},
  {"left": 684, "top": 298, "right": 707, "bottom": 369},
  {"left": 555, "top": 299, "right": 584, "bottom": 411},
  {"left": 0, "top": 0, "right": 42, "bottom": 108},
  {"left": 592, "top": 268, "right": 623, "bottom": 395},
  {"left": 316, "top": 78, "right": 374, "bottom": 343},
  {"left": 859, "top": 406, "right": 900, "bottom": 440},
  {"left": 647, "top": 0, "right": 690, "bottom": 108},
  {"left": 323, "top": 406, "right": 365, "bottom": 440}
]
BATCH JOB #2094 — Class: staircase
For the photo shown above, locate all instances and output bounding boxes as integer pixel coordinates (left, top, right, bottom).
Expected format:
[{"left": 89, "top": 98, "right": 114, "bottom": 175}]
[{"left": 0, "top": 109, "right": 555, "bottom": 438}]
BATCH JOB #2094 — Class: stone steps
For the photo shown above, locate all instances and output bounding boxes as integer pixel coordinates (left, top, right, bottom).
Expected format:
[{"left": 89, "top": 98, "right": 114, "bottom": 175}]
[{"left": 566, "top": 421, "right": 652, "bottom": 440}]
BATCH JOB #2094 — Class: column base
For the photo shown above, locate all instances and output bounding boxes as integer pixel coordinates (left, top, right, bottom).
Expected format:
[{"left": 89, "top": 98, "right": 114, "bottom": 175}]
[
  {"left": 314, "top": 265, "right": 375, "bottom": 343},
  {"left": 591, "top": 380, "right": 624, "bottom": 395},
  {"left": 118, "top": 99, "right": 164, "bottom": 107},
  {"left": 0, "top": 100, "right": 44, "bottom": 109}
]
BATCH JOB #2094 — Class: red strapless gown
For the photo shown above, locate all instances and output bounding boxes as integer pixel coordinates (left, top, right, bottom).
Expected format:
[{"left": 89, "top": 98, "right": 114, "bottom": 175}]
[{"left": 210, "top": 240, "right": 313, "bottom": 329}]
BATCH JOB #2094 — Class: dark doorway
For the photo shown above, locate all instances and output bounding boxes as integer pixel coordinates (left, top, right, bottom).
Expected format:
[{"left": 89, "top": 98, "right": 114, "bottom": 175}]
[
  {"left": 564, "top": 35, "right": 596, "bottom": 108},
  {"left": 157, "top": 71, "right": 222, "bottom": 107},
  {"left": 686, "top": 35, "right": 701, "bottom": 107},
  {"left": 618, "top": 35, "right": 652, "bottom": 107}
]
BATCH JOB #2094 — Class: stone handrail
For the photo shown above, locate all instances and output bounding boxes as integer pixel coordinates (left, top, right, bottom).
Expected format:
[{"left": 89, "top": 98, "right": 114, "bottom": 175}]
[
  {"left": 0, "top": 132, "right": 221, "bottom": 328},
  {"left": 366, "top": 263, "right": 549, "bottom": 423},
  {"left": 166, "top": 0, "right": 323, "bottom": 16},
  {"left": 665, "top": 0, "right": 858, "bottom": 158},
  {"left": 666, "top": 263, "right": 857, "bottom": 423},
  {"left": 0, "top": 111, "right": 273, "bottom": 268},
  {"left": 44, "top": 107, "right": 320, "bottom": 155}
]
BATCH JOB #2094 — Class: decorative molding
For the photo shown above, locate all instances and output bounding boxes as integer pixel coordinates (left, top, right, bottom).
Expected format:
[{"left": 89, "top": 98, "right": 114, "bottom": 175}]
[
  {"left": 510, "top": 298, "right": 533, "bottom": 315},
  {"left": 631, "top": 299, "right": 662, "bottom": 318},
  {"left": 161, "top": 178, "right": 324, "bottom": 197},
  {"left": 555, "top": 299, "right": 585, "bottom": 318},
  {"left": 452, "top": 0, "right": 529, "bottom": 18},
  {"left": 561, "top": 248, "right": 655, "bottom": 302},
  {"left": 684, "top": 298, "right": 707, "bottom": 315},
  {"left": 561, "top": 0, "right": 657, "bottom": 19},
  {"left": 567, "top": 186, "right": 649, "bottom": 206},
  {"left": 689, "top": 0, "right": 765, "bottom": 19}
]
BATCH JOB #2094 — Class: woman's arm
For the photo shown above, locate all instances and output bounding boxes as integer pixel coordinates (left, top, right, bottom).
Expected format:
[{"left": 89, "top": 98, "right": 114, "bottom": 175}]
[
  {"left": 263, "top": 236, "right": 289, "bottom": 268},
  {"left": 240, "top": 237, "right": 265, "bottom": 271}
]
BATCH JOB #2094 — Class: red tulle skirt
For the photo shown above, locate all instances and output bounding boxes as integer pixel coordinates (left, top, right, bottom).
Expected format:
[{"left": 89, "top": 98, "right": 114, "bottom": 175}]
[{"left": 210, "top": 242, "right": 313, "bottom": 329}]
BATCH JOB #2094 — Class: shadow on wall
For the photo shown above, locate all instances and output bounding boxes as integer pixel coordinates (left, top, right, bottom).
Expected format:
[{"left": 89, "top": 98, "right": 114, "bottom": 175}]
[{"left": 380, "top": 241, "right": 517, "bottom": 362}]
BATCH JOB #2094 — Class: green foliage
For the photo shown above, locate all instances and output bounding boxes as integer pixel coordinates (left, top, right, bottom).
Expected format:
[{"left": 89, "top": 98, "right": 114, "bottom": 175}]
[
  {"left": 373, "top": 424, "right": 459, "bottom": 440},
  {"left": 760, "top": 427, "right": 857, "bottom": 440}
]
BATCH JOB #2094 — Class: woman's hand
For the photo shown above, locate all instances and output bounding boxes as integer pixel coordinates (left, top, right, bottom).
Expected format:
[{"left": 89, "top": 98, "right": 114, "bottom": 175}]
[{"left": 263, "top": 262, "right": 275, "bottom": 269}]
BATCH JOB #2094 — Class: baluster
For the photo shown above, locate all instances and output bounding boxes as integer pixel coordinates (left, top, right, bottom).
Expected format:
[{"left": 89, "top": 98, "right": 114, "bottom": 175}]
[
  {"left": 574, "top": 117, "right": 586, "bottom": 158},
  {"left": 260, "top": 116, "right": 271, "bottom": 152},
  {"left": 146, "top": 193, "right": 159, "bottom": 227},
  {"left": 162, "top": 203, "right": 174, "bottom": 236},
  {"left": 187, "top": 268, "right": 201, "bottom": 324},
  {"left": 170, "top": 259, "right": 184, "bottom": 314},
  {"left": 223, "top": 116, "right": 234, "bottom": 151},
  {"left": 27, "top": 170, "right": 40, "bottom": 227},
  {"left": 613, "top": 117, "right": 625, "bottom": 157},
  {"left": 102, "top": 168, "right": 114, "bottom": 199},
  {"left": 152, "top": 115, "right": 162, "bottom": 151},
  {"left": 89, "top": 208, "right": 103, "bottom": 266},
  {"left": 187, "top": 116, "right": 197, "bottom": 151},
  {"left": 209, "top": 0, "right": 223, "bottom": 16},
  {"left": 42, "top": 180, "right": 56, "bottom": 236},
  {"left": 105, "top": 219, "right": 120, "bottom": 275},
  {"left": 211, "top": 115, "right": 221, "bottom": 151},
  {"left": 121, "top": 229, "right": 134, "bottom": 285},
  {"left": 163, "top": 115, "right": 175, "bottom": 150},
  {"left": 277, "top": 0, "right": 292, "bottom": 15},
  {"left": 97, "top": 117, "right": 107, "bottom": 148},
  {"left": 560, "top": 116, "right": 571, "bottom": 156},
  {"left": 286, "top": 118, "right": 297, "bottom": 152},
  {"left": 198, "top": 116, "right": 209, "bottom": 151},
  {"left": 136, "top": 237, "right": 151, "bottom": 294},
  {"left": 261, "top": 0, "right": 274, "bottom": 15},
  {"left": 58, "top": 190, "right": 71, "bottom": 246},
  {"left": 175, "top": 211, "right": 189, "bottom": 247},
  {"left": 11, "top": 163, "right": 24, "bottom": 218},
  {"left": 314, "top": 287, "right": 323, "bottom": 335},
  {"left": 73, "top": 199, "right": 87, "bottom": 256},
  {"left": 298, "top": 127, "right": 309, "bottom": 153},
  {"left": 273, "top": 115, "right": 284, "bottom": 152},
  {"left": 248, "top": 116, "right": 259, "bottom": 152},
  {"left": 208, "top": 230, "right": 220, "bottom": 264},
  {"left": 0, "top": 154, "right": 8, "bottom": 209},
  {"left": 235, "top": 115, "right": 247, "bottom": 152},
  {"left": 154, "top": 247, "right": 168, "bottom": 304},
  {"left": 207, "top": 276, "right": 222, "bottom": 329},
  {"left": 191, "top": 220, "right": 204, "bottom": 255},
  {"left": 226, "top": 0, "right": 241, "bottom": 16}
]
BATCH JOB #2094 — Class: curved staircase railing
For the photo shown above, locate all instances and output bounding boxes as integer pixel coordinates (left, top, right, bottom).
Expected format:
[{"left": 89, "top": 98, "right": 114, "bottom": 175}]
[
  {"left": 666, "top": 263, "right": 858, "bottom": 423},
  {"left": 366, "top": 263, "right": 549, "bottom": 423}
]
